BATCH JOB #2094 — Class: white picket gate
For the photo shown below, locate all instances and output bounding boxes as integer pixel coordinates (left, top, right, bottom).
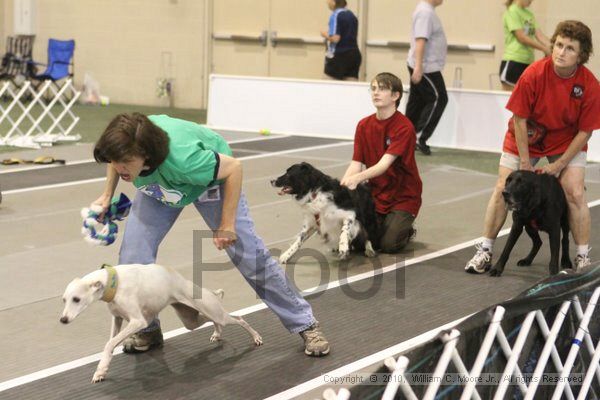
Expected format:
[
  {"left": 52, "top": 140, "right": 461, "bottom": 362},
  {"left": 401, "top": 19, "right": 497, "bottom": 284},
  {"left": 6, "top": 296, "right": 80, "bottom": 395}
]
[
  {"left": 0, "top": 79, "right": 81, "bottom": 149},
  {"left": 321, "top": 286, "right": 600, "bottom": 400}
]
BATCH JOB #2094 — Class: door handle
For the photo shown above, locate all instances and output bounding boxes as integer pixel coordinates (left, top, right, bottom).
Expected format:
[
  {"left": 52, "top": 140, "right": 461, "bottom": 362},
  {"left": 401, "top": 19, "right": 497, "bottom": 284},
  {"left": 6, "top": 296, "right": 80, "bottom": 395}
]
[
  {"left": 270, "top": 31, "right": 325, "bottom": 47},
  {"left": 213, "top": 30, "right": 268, "bottom": 46}
]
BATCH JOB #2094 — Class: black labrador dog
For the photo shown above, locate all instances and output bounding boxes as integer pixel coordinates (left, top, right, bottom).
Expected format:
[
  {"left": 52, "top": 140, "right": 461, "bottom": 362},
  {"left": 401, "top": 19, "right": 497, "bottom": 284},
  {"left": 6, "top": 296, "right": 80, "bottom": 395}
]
[{"left": 489, "top": 170, "right": 572, "bottom": 277}]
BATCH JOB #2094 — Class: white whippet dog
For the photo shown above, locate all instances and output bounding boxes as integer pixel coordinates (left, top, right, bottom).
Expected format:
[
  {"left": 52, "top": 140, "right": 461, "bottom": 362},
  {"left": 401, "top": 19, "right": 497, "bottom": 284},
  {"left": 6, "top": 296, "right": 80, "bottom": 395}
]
[{"left": 60, "top": 264, "right": 263, "bottom": 383}]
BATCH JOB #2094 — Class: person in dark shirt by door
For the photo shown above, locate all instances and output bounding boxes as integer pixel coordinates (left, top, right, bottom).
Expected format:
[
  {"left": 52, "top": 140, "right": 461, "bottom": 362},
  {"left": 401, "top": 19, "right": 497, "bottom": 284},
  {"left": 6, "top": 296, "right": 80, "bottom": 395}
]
[{"left": 321, "top": 0, "right": 362, "bottom": 81}]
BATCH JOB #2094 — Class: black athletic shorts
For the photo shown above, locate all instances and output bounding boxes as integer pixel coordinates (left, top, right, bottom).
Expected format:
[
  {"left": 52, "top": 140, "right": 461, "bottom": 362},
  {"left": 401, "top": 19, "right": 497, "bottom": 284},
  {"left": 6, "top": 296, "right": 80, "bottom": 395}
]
[
  {"left": 324, "top": 48, "right": 362, "bottom": 80},
  {"left": 499, "top": 60, "right": 529, "bottom": 86}
]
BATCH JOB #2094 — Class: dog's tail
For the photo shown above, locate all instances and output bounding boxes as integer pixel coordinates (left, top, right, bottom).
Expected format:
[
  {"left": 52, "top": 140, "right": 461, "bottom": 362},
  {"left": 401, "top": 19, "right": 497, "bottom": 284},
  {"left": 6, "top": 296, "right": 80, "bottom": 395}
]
[{"left": 213, "top": 289, "right": 225, "bottom": 299}]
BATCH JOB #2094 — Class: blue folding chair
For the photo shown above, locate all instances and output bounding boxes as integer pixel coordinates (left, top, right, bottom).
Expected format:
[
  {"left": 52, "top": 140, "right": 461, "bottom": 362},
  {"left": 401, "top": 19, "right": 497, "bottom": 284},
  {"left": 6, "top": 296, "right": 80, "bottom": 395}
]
[{"left": 31, "top": 39, "right": 75, "bottom": 89}]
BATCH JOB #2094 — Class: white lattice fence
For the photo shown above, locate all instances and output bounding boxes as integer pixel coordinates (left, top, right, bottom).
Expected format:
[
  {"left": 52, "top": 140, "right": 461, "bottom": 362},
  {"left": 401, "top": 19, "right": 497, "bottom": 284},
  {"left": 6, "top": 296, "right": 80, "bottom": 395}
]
[
  {"left": 0, "top": 79, "right": 81, "bottom": 149},
  {"left": 322, "top": 286, "right": 600, "bottom": 400}
]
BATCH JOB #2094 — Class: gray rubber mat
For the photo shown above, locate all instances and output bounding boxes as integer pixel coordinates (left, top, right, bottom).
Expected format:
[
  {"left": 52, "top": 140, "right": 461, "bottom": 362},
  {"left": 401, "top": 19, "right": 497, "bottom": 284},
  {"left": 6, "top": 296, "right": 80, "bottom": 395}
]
[
  {"left": 4, "top": 206, "right": 593, "bottom": 399},
  {"left": 0, "top": 136, "right": 347, "bottom": 192}
]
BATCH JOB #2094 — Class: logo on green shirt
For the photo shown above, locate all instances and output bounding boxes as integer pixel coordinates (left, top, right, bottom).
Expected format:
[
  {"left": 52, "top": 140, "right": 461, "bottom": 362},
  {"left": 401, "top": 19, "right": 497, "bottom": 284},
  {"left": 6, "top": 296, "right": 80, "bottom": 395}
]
[{"left": 140, "top": 183, "right": 184, "bottom": 205}]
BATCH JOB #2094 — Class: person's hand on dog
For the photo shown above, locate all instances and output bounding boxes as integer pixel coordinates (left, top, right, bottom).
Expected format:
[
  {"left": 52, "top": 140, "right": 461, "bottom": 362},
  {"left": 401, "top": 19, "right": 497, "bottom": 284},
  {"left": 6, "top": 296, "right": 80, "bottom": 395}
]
[
  {"left": 213, "top": 226, "right": 237, "bottom": 250},
  {"left": 341, "top": 175, "right": 361, "bottom": 190},
  {"left": 540, "top": 160, "right": 565, "bottom": 178},
  {"left": 519, "top": 160, "right": 535, "bottom": 172}
]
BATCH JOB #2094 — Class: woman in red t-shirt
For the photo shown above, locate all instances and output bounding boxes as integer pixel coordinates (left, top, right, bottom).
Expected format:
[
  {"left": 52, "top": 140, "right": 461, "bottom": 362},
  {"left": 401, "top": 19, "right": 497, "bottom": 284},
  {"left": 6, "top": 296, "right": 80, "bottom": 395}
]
[{"left": 466, "top": 20, "right": 600, "bottom": 274}]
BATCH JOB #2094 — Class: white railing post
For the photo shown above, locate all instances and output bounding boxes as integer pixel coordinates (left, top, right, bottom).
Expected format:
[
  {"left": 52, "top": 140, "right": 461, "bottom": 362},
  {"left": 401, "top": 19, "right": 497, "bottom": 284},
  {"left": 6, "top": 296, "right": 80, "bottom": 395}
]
[
  {"left": 494, "top": 311, "right": 537, "bottom": 399},
  {"left": 424, "top": 329, "right": 461, "bottom": 400},
  {"left": 524, "top": 301, "right": 573, "bottom": 400},
  {"left": 571, "top": 292, "right": 600, "bottom": 384},
  {"left": 551, "top": 288, "right": 600, "bottom": 400},
  {"left": 577, "top": 337, "right": 600, "bottom": 400},
  {"left": 382, "top": 356, "right": 417, "bottom": 400},
  {"left": 460, "top": 307, "right": 505, "bottom": 400}
]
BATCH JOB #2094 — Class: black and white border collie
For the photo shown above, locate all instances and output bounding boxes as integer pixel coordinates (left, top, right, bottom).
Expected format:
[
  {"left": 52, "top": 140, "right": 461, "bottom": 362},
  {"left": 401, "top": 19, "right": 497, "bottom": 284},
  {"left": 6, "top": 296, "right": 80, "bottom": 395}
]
[{"left": 271, "top": 162, "right": 380, "bottom": 264}]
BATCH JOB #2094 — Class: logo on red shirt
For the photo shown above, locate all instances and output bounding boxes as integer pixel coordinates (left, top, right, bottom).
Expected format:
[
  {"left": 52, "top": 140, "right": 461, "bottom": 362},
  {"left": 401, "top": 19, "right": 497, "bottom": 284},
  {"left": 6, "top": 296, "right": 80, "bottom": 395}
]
[{"left": 571, "top": 85, "right": 584, "bottom": 99}]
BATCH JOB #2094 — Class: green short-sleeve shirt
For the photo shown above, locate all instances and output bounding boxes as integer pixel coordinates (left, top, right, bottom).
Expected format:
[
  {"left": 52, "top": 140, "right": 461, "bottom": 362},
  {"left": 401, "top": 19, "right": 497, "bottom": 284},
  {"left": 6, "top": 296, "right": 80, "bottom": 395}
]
[
  {"left": 133, "top": 115, "right": 233, "bottom": 207},
  {"left": 503, "top": 4, "right": 538, "bottom": 64}
]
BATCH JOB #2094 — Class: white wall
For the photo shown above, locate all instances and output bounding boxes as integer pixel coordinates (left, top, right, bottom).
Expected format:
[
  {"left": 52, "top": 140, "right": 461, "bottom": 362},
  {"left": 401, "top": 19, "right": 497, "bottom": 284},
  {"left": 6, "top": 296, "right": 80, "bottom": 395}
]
[{"left": 207, "top": 74, "right": 600, "bottom": 161}]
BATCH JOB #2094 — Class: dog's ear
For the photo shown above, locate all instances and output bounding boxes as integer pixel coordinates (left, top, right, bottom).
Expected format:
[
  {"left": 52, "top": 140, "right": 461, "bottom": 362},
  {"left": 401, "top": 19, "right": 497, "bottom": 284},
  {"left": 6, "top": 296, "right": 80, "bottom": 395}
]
[{"left": 90, "top": 281, "right": 104, "bottom": 292}]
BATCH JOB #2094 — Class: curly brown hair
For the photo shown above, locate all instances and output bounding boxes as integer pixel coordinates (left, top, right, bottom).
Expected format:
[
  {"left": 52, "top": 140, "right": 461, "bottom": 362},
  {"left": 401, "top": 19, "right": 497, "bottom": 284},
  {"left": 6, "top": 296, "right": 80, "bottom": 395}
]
[
  {"left": 551, "top": 20, "right": 593, "bottom": 64},
  {"left": 94, "top": 113, "right": 169, "bottom": 170}
]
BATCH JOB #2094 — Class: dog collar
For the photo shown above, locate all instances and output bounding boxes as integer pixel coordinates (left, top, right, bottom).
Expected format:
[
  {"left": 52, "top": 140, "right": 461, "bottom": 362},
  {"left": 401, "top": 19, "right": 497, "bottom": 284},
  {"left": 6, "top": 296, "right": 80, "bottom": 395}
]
[
  {"left": 529, "top": 219, "right": 540, "bottom": 230},
  {"left": 100, "top": 264, "right": 118, "bottom": 302}
]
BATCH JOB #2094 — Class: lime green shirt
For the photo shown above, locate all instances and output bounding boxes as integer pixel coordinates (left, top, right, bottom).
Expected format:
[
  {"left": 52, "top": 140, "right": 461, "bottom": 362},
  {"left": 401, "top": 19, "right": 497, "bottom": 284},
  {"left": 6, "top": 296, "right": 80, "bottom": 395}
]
[
  {"left": 133, "top": 115, "right": 232, "bottom": 207},
  {"left": 503, "top": 4, "right": 538, "bottom": 64}
]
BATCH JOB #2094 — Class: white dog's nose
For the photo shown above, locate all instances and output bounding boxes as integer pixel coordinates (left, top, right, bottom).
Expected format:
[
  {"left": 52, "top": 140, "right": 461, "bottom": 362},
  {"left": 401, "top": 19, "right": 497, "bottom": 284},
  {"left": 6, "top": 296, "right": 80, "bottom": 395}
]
[{"left": 60, "top": 316, "right": 69, "bottom": 324}]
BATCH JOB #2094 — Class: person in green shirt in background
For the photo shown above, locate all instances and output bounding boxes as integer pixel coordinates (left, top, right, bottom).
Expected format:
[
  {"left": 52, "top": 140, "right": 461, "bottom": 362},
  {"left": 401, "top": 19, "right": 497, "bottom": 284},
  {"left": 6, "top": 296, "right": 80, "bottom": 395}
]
[
  {"left": 92, "top": 113, "right": 330, "bottom": 357},
  {"left": 499, "top": 0, "right": 551, "bottom": 91}
]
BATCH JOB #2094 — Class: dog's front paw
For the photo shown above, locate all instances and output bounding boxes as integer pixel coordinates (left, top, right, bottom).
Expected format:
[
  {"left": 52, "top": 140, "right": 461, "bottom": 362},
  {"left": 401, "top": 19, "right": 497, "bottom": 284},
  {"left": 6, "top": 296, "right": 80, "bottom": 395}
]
[
  {"left": 210, "top": 333, "right": 222, "bottom": 343},
  {"left": 517, "top": 258, "right": 533, "bottom": 266},
  {"left": 338, "top": 250, "right": 350, "bottom": 260},
  {"left": 254, "top": 335, "right": 263, "bottom": 346},
  {"left": 364, "top": 241, "right": 376, "bottom": 258},
  {"left": 91, "top": 371, "right": 106, "bottom": 383},
  {"left": 365, "top": 248, "right": 377, "bottom": 258},
  {"left": 489, "top": 268, "right": 503, "bottom": 277}
]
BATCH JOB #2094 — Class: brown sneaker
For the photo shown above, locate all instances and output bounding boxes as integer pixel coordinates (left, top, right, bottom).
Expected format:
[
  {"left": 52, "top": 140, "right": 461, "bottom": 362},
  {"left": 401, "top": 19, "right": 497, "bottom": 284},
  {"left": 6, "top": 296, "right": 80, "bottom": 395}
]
[
  {"left": 122, "top": 327, "right": 164, "bottom": 354},
  {"left": 300, "top": 323, "right": 330, "bottom": 357}
]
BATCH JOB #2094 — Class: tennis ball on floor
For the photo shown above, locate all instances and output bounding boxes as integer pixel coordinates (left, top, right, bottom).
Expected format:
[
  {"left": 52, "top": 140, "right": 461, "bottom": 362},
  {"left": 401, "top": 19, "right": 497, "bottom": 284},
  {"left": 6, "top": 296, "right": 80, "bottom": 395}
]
[{"left": 259, "top": 128, "right": 271, "bottom": 136}]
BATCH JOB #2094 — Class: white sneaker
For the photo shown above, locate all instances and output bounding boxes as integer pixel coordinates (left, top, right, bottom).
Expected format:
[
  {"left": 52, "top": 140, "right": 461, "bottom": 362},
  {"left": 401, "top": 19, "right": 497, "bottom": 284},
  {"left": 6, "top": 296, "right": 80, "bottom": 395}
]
[
  {"left": 465, "top": 243, "right": 493, "bottom": 274},
  {"left": 574, "top": 254, "right": 591, "bottom": 271}
]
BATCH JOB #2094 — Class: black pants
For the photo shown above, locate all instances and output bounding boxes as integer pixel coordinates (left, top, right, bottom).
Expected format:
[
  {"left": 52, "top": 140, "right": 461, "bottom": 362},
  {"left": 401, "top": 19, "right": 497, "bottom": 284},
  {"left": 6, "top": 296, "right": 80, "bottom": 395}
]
[{"left": 405, "top": 66, "right": 448, "bottom": 144}]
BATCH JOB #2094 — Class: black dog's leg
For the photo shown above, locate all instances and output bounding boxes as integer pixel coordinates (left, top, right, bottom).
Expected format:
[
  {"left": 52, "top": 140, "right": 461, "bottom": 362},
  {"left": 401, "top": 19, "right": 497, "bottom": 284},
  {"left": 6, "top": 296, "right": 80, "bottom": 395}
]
[
  {"left": 517, "top": 225, "right": 542, "bottom": 266},
  {"left": 560, "top": 212, "right": 572, "bottom": 269},
  {"left": 548, "top": 226, "right": 561, "bottom": 275},
  {"left": 490, "top": 223, "right": 524, "bottom": 277}
]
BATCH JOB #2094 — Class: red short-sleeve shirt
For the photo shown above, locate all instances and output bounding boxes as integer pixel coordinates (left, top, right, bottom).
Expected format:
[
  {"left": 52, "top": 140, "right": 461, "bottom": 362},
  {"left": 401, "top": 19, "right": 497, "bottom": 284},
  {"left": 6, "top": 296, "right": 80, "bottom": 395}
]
[
  {"left": 503, "top": 57, "right": 600, "bottom": 158},
  {"left": 353, "top": 111, "right": 423, "bottom": 216}
]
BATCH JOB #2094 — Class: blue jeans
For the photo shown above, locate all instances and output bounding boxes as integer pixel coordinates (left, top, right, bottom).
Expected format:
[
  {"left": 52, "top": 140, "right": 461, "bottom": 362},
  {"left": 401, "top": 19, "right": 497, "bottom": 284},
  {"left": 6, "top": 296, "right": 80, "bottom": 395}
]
[{"left": 119, "top": 187, "right": 316, "bottom": 333}]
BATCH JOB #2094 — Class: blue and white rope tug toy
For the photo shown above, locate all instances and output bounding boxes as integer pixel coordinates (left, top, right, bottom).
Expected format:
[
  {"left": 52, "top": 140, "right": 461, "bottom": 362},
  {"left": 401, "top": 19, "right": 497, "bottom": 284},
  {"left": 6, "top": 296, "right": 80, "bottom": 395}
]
[{"left": 81, "top": 193, "right": 132, "bottom": 246}]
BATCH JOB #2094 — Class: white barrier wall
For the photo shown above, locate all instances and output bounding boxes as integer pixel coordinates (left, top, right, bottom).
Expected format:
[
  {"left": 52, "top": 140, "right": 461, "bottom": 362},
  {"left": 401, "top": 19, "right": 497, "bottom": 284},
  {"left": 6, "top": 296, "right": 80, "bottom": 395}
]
[{"left": 207, "top": 74, "right": 600, "bottom": 161}]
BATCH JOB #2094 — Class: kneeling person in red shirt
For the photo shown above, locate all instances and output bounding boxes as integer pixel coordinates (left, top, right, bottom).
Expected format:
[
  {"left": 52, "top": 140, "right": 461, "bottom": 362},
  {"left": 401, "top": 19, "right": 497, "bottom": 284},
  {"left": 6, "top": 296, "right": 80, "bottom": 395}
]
[{"left": 341, "top": 72, "right": 423, "bottom": 253}]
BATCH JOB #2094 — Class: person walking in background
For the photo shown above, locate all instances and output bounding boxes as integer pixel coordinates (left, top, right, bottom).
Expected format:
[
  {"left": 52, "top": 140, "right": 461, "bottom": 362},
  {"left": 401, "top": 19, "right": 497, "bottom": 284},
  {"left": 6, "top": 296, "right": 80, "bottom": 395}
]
[
  {"left": 321, "top": 0, "right": 362, "bottom": 81},
  {"left": 500, "top": 0, "right": 551, "bottom": 91},
  {"left": 406, "top": 0, "right": 448, "bottom": 156}
]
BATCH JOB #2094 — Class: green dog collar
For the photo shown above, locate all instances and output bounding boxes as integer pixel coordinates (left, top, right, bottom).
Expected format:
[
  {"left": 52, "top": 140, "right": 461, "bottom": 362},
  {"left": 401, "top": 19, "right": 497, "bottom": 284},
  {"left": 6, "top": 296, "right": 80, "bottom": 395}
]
[{"left": 100, "top": 264, "right": 118, "bottom": 303}]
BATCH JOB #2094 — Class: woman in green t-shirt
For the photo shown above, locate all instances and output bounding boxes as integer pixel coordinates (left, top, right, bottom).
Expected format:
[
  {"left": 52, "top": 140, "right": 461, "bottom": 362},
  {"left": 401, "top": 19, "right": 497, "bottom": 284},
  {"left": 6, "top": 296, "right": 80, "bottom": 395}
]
[
  {"left": 91, "top": 113, "right": 330, "bottom": 357},
  {"left": 499, "top": 0, "right": 550, "bottom": 91}
]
